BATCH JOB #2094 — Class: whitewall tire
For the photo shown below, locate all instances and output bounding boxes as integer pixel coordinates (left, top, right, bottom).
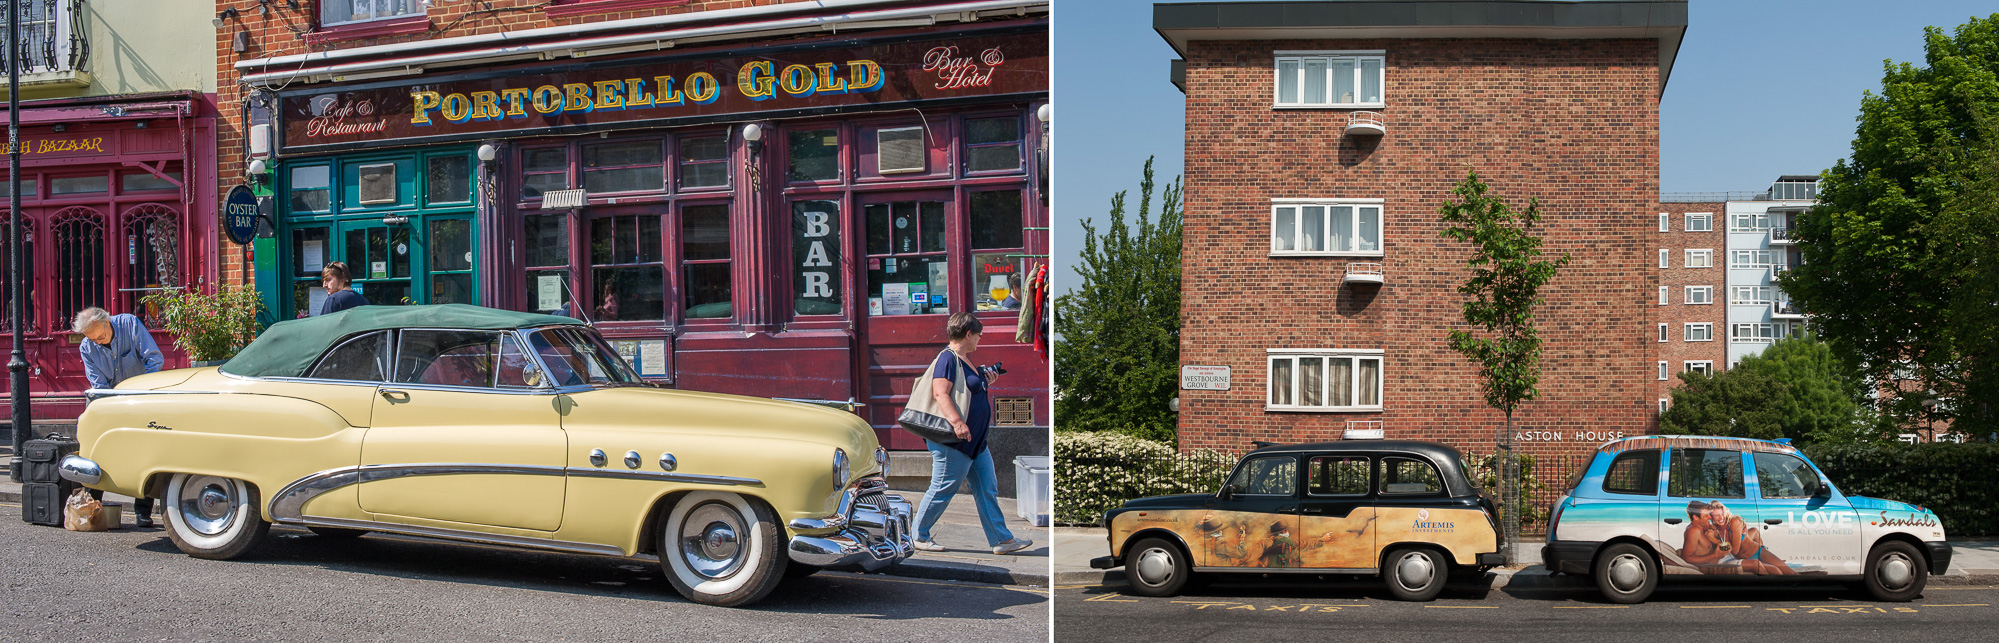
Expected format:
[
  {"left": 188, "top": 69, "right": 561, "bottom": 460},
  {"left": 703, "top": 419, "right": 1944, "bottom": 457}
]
[
  {"left": 658, "top": 491, "right": 786, "bottom": 607},
  {"left": 163, "top": 473, "right": 270, "bottom": 560}
]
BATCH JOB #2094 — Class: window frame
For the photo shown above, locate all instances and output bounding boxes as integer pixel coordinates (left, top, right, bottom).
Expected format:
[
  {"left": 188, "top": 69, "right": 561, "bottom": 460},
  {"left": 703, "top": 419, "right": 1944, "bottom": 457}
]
[
  {"left": 1684, "top": 285, "right": 1712, "bottom": 305},
  {"left": 1272, "top": 51, "right": 1386, "bottom": 109},
  {"left": 1684, "top": 322, "right": 1714, "bottom": 342},
  {"left": 1269, "top": 198, "right": 1384, "bottom": 257},
  {"left": 1684, "top": 249, "right": 1713, "bottom": 269},
  {"left": 1658, "top": 286, "right": 1668, "bottom": 305},
  {"left": 1667, "top": 447, "right": 1747, "bottom": 499},
  {"left": 1226, "top": 455, "right": 1300, "bottom": 497},
  {"left": 320, "top": 0, "right": 425, "bottom": 28},
  {"left": 962, "top": 114, "right": 1026, "bottom": 175},
  {"left": 579, "top": 136, "right": 668, "bottom": 197},
  {"left": 1658, "top": 249, "right": 1668, "bottom": 269},
  {"left": 1657, "top": 361, "right": 1668, "bottom": 381},
  {"left": 1658, "top": 323, "right": 1668, "bottom": 343},
  {"left": 1306, "top": 455, "right": 1373, "bottom": 497},
  {"left": 1265, "top": 348, "right": 1385, "bottom": 412},
  {"left": 1601, "top": 449, "right": 1661, "bottom": 496},
  {"left": 1684, "top": 212, "right": 1713, "bottom": 232},
  {"left": 1658, "top": 213, "right": 1669, "bottom": 232},
  {"left": 1377, "top": 456, "right": 1446, "bottom": 496},
  {"left": 1685, "top": 360, "right": 1713, "bottom": 376}
]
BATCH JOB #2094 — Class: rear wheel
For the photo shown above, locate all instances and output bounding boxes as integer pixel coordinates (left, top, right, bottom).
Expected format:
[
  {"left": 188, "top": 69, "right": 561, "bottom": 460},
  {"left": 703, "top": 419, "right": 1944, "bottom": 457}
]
[
  {"left": 1863, "top": 541, "right": 1926, "bottom": 602},
  {"left": 1383, "top": 547, "right": 1447, "bottom": 601},
  {"left": 162, "top": 474, "right": 270, "bottom": 560},
  {"left": 1125, "top": 538, "right": 1191, "bottom": 597},
  {"left": 1593, "top": 543, "right": 1657, "bottom": 604}
]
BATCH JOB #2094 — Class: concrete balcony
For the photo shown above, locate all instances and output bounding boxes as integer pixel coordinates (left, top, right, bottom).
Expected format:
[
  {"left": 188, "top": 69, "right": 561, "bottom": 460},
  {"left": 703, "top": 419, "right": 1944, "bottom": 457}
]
[
  {"left": 1345, "top": 111, "right": 1384, "bottom": 137},
  {"left": 1772, "top": 301, "right": 1805, "bottom": 320},
  {"left": 1344, "top": 420, "right": 1383, "bottom": 440},
  {"left": 1770, "top": 227, "right": 1797, "bottom": 245},
  {"left": 1345, "top": 261, "right": 1383, "bottom": 285}
]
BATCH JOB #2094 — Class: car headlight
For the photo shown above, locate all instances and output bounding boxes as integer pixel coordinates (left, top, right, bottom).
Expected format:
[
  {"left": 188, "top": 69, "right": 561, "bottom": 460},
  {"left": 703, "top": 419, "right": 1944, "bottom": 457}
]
[{"left": 833, "top": 448, "right": 850, "bottom": 487}]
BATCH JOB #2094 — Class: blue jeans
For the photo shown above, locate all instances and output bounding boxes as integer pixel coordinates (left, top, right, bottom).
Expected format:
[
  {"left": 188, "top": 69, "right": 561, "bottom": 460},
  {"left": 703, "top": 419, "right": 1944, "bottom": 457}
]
[{"left": 914, "top": 440, "right": 1015, "bottom": 546}]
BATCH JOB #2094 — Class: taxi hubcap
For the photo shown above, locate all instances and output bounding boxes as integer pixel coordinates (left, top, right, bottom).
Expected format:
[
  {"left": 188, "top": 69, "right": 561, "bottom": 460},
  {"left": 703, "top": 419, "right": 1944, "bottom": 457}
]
[
  {"left": 1878, "top": 552, "right": 1914, "bottom": 589},
  {"left": 679, "top": 502, "right": 748, "bottom": 580},
  {"left": 1396, "top": 552, "right": 1435, "bottom": 589},
  {"left": 1134, "top": 547, "right": 1175, "bottom": 586},
  {"left": 1608, "top": 553, "right": 1647, "bottom": 593}
]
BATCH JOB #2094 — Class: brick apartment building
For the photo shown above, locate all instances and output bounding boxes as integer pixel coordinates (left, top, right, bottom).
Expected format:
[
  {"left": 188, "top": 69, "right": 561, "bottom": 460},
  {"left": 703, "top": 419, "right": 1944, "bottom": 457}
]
[
  {"left": 1156, "top": 0, "right": 1689, "bottom": 475},
  {"left": 1654, "top": 202, "right": 1727, "bottom": 411}
]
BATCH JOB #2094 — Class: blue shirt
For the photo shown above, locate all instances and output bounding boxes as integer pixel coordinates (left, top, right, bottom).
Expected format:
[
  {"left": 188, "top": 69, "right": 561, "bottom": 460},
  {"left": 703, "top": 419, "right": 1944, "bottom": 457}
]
[
  {"left": 931, "top": 351, "right": 990, "bottom": 458},
  {"left": 79, "top": 313, "right": 164, "bottom": 390},
  {"left": 321, "top": 289, "right": 368, "bottom": 316}
]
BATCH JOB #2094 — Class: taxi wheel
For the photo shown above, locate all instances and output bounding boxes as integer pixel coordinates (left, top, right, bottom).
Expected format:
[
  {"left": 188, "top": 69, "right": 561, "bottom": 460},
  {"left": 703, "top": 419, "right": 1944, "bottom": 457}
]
[
  {"left": 1863, "top": 541, "right": 1927, "bottom": 602},
  {"left": 1125, "top": 538, "right": 1191, "bottom": 597},
  {"left": 162, "top": 473, "right": 270, "bottom": 560},
  {"left": 1383, "top": 547, "right": 1447, "bottom": 601},
  {"left": 658, "top": 491, "right": 786, "bottom": 607},
  {"left": 1593, "top": 543, "right": 1657, "bottom": 604}
]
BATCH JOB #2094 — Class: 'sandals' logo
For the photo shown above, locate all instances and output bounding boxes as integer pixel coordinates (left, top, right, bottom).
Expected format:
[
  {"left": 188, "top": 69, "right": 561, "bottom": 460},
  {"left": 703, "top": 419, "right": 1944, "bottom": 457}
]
[{"left": 1874, "top": 511, "right": 1938, "bottom": 528}]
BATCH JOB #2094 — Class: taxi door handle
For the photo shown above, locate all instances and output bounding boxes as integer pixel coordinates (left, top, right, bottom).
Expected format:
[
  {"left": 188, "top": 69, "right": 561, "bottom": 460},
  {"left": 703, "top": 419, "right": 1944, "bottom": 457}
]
[
  {"left": 1764, "top": 519, "right": 1783, "bottom": 525},
  {"left": 1301, "top": 507, "right": 1326, "bottom": 514},
  {"left": 1664, "top": 518, "right": 1683, "bottom": 525},
  {"left": 1278, "top": 505, "right": 1298, "bottom": 513}
]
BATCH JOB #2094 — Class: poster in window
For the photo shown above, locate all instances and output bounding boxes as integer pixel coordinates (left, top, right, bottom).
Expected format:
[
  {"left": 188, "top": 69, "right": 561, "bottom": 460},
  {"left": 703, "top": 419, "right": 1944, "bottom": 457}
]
[
  {"left": 927, "top": 261, "right": 949, "bottom": 313},
  {"left": 303, "top": 241, "right": 324, "bottom": 273},
  {"left": 639, "top": 339, "right": 668, "bottom": 377},
  {"left": 536, "top": 275, "right": 563, "bottom": 312},
  {"left": 792, "top": 200, "right": 841, "bottom": 315},
  {"left": 307, "top": 287, "right": 327, "bottom": 316},
  {"left": 614, "top": 340, "right": 640, "bottom": 373},
  {"left": 882, "top": 282, "right": 910, "bottom": 316},
  {"left": 973, "top": 252, "right": 1019, "bottom": 311}
]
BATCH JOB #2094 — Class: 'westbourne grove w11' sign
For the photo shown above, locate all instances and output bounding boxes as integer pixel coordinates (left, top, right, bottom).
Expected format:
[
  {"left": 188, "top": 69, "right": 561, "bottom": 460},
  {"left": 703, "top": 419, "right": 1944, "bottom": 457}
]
[{"left": 276, "top": 27, "right": 1046, "bottom": 154}]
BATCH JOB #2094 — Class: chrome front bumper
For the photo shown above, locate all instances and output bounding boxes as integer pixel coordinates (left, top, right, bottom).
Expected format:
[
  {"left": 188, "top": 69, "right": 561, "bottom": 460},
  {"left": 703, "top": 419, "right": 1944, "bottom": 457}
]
[{"left": 787, "top": 477, "right": 914, "bottom": 572}]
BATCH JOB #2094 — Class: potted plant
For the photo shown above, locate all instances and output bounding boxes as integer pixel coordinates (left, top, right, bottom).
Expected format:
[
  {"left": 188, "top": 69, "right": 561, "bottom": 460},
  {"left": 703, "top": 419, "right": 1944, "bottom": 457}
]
[{"left": 139, "top": 286, "right": 265, "bottom": 367}]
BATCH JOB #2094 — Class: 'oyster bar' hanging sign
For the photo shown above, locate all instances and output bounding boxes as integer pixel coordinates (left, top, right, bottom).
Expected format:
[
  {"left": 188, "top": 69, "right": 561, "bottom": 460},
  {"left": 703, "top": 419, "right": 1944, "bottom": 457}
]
[{"left": 276, "top": 27, "right": 1047, "bottom": 154}]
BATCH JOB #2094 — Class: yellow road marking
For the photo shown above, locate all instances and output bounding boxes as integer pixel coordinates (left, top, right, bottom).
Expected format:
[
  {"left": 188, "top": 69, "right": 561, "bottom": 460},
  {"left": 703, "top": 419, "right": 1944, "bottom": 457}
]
[
  {"left": 1425, "top": 605, "right": 1498, "bottom": 609},
  {"left": 1680, "top": 606, "right": 1751, "bottom": 609},
  {"left": 1920, "top": 604, "right": 1989, "bottom": 607},
  {"left": 1554, "top": 605, "right": 1629, "bottom": 609},
  {"left": 1085, "top": 592, "right": 1137, "bottom": 603}
]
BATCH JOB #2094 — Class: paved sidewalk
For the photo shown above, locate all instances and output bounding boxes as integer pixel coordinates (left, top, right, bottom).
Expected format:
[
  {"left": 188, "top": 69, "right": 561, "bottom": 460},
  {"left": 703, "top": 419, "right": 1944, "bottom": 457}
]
[
  {"left": 1055, "top": 525, "right": 1999, "bottom": 587},
  {"left": 0, "top": 480, "right": 1049, "bottom": 586}
]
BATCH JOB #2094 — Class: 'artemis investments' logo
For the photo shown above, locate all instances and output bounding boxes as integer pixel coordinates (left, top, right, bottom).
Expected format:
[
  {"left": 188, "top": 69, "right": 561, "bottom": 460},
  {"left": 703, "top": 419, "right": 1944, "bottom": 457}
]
[{"left": 1412, "top": 508, "right": 1454, "bottom": 532}]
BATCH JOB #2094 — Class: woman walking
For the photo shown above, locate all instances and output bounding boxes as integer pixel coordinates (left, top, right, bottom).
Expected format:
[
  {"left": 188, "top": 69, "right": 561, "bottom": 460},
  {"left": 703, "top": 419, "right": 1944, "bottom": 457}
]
[{"left": 913, "top": 313, "right": 1033, "bottom": 554}]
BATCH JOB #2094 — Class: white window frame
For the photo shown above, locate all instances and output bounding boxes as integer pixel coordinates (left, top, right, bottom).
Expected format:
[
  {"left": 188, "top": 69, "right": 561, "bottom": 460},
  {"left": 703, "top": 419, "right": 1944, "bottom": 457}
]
[
  {"left": 1730, "top": 212, "right": 1775, "bottom": 232},
  {"left": 1658, "top": 249, "right": 1669, "bottom": 269},
  {"left": 1685, "top": 212, "right": 1713, "bottom": 232},
  {"left": 1659, "top": 398, "right": 1669, "bottom": 414},
  {"left": 1658, "top": 287, "right": 1668, "bottom": 306},
  {"left": 1684, "top": 322, "right": 1713, "bottom": 342},
  {"left": 1270, "top": 199, "right": 1384, "bottom": 257},
  {"left": 322, "top": 0, "right": 424, "bottom": 27},
  {"left": 1657, "top": 361, "right": 1668, "bottom": 381},
  {"left": 1273, "top": 51, "right": 1386, "bottom": 108},
  {"left": 1266, "top": 348, "right": 1385, "bottom": 412},
  {"left": 1730, "top": 286, "right": 1776, "bottom": 305},
  {"left": 1658, "top": 213, "right": 1669, "bottom": 232},
  {"left": 1730, "top": 250, "right": 1783, "bottom": 269},
  {"left": 1658, "top": 323, "right": 1668, "bottom": 343},
  {"left": 1731, "top": 322, "right": 1792, "bottom": 344},
  {"left": 1685, "top": 360, "right": 1713, "bottom": 376},
  {"left": 1684, "top": 249, "right": 1712, "bottom": 269},
  {"left": 1684, "top": 285, "right": 1712, "bottom": 305}
]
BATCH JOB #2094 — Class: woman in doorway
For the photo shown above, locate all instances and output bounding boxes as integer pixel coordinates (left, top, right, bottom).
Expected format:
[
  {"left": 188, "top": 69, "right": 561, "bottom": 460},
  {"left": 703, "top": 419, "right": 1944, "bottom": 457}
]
[
  {"left": 912, "top": 313, "right": 1034, "bottom": 554},
  {"left": 320, "top": 261, "right": 368, "bottom": 315}
]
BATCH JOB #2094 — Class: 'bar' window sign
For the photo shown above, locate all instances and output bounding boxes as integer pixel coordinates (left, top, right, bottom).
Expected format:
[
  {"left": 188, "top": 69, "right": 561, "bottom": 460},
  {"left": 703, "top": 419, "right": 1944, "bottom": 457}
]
[{"left": 792, "top": 200, "right": 842, "bottom": 316}]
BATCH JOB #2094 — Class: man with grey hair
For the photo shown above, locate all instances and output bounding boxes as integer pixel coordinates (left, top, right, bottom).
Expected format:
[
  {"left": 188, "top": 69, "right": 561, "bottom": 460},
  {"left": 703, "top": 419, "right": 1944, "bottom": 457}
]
[{"left": 73, "top": 306, "right": 164, "bottom": 526}]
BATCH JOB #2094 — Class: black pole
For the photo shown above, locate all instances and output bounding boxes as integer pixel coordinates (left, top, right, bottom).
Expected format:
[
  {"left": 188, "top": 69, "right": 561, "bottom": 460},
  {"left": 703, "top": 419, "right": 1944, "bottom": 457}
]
[{"left": 6, "top": 0, "right": 27, "bottom": 482}]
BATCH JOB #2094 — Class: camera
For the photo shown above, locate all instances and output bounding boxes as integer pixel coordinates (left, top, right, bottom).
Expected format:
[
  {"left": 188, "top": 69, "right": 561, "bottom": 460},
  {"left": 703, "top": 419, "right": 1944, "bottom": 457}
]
[{"left": 980, "top": 362, "right": 1007, "bottom": 377}]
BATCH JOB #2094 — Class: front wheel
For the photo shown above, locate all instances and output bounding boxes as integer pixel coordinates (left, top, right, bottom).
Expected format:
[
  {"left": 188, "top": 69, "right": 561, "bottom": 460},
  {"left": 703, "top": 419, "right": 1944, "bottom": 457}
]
[
  {"left": 162, "top": 473, "right": 270, "bottom": 560},
  {"left": 1863, "top": 541, "right": 1927, "bottom": 602},
  {"left": 1593, "top": 543, "right": 1657, "bottom": 604},
  {"left": 1383, "top": 547, "right": 1448, "bottom": 601},
  {"left": 658, "top": 491, "right": 787, "bottom": 607},
  {"left": 1125, "top": 538, "right": 1191, "bottom": 597}
]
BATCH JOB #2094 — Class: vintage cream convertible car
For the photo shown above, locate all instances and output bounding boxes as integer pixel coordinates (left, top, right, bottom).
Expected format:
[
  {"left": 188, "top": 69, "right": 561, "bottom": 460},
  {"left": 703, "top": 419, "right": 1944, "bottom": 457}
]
[{"left": 59, "top": 305, "right": 912, "bottom": 607}]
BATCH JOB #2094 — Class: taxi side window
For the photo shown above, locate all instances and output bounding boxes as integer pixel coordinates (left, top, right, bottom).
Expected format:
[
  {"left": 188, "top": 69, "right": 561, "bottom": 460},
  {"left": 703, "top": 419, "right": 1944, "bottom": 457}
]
[
  {"left": 1307, "top": 456, "right": 1369, "bottom": 495},
  {"left": 1380, "top": 457, "right": 1443, "bottom": 495},
  {"left": 1229, "top": 456, "right": 1297, "bottom": 496},
  {"left": 1601, "top": 449, "right": 1660, "bottom": 496},
  {"left": 1667, "top": 448, "right": 1744, "bottom": 499},
  {"left": 308, "top": 331, "right": 390, "bottom": 381},
  {"left": 1753, "top": 452, "right": 1823, "bottom": 499}
]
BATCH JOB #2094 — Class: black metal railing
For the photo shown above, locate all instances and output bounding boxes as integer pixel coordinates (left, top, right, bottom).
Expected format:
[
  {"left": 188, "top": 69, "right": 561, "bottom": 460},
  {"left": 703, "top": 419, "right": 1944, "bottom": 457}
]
[{"left": 0, "top": 0, "right": 85, "bottom": 75}]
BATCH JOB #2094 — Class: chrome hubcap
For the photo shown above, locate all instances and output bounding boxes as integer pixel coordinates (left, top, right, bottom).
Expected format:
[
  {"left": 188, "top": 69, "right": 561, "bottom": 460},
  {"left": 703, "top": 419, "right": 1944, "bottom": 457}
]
[
  {"left": 1607, "top": 553, "right": 1647, "bottom": 593},
  {"left": 1134, "top": 547, "right": 1175, "bottom": 586},
  {"left": 1878, "top": 552, "right": 1914, "bottom": 590},
  {"left": 679, "top": 502, "right": 748, "bottom": 580},
  {"left": 1396, "top": 552, "right": 1435, "bottom": 590},
  {"left": 177, "top": 475, "right": 239, "bottom": 537}
]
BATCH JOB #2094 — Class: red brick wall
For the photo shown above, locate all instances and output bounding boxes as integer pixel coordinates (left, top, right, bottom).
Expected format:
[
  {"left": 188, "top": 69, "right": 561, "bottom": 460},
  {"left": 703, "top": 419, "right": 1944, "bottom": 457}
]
[
  {"left": 1652, "top": 203, "right": 1728, "bottom": 407},
  {"left": 1175, "top": 38, "right": 1662, "bottom": 477},
  {"left": 210, "top": 0, "right": 817, "bottom": 286}
]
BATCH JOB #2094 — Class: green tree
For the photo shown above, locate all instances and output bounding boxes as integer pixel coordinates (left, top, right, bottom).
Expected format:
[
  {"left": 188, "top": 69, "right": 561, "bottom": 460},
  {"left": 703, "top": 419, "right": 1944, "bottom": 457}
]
[
  {"left": 1735, "top": 334, "right": 1881, "bottom": 444},
  {"left": 1784, "top": 14, "right": 1999, "bottom": 438},
  {"left": 1660, "top": 369, "right": 1788, "bottom": 440},
  {"left": 1054, "top": 158, "right": 1184, "bottom": 441},
  {"left": 1437, "top": 171, "right": 1570, "bottom": 557}
]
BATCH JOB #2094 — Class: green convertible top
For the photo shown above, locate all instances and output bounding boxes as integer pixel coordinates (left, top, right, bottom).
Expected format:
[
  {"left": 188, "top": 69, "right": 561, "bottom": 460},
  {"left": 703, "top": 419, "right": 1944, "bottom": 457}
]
[{"left": 220, "top": 304, "right": 583, "bottom": 379}]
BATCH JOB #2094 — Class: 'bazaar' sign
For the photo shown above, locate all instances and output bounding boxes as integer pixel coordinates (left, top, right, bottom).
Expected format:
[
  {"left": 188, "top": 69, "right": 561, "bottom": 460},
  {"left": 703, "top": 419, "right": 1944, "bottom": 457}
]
[{"left": 277, "top": 27, "right": 1046, "bottom": 154}]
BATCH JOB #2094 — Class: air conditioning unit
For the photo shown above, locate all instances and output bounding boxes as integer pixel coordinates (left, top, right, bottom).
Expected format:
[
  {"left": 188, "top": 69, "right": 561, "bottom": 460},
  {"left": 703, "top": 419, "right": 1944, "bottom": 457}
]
[{"left": 877, "top": 127, "right": 925, "bottom": 174}]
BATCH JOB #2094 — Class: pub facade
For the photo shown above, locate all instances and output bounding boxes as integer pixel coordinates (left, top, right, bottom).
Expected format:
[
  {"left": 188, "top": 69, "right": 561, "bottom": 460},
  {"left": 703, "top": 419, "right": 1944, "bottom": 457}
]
[{"left": 229, "top": 1, "right": 1050, "bottom": 449}]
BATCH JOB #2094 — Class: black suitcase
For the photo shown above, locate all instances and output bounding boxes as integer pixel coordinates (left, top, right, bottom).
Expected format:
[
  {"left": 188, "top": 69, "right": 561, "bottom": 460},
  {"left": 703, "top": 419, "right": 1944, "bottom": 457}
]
[
  {"left": 22, "top": 481, "right": 75, "bottom": 526},
  {"left": 22, "top": 435, "right": 79, "bottom": 485}
]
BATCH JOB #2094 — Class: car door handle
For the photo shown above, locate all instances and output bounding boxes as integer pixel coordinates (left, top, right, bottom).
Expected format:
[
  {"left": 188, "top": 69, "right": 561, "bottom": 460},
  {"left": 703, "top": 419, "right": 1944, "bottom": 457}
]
[
  {"left": 379, "top": 388, "right": 410, "bottom": 402},
  {"left": 1764, "top": 519, "right": 1783, "bottom": 525},
  {"left": 1277, "top": 506, "right": 1298, "bottom": 513},
  {"left": 1302, "top": 507, "right": 1326, "bottom": 514},
  {"left": 1663, "top": 518, "right": 1683, "bottom": 525}
]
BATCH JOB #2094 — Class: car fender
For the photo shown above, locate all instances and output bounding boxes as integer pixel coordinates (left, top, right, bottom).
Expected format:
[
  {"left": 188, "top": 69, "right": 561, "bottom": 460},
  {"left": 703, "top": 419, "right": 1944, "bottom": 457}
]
[{"left": 77, "top": 392, "right": 363, "bottom": 514}]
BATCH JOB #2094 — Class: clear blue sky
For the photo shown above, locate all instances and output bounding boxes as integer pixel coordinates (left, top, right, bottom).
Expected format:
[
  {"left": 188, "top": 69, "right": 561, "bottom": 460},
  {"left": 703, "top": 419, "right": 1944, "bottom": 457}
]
[{"left": 1050, "top": 0, "right": 1999, "bottom": 295}]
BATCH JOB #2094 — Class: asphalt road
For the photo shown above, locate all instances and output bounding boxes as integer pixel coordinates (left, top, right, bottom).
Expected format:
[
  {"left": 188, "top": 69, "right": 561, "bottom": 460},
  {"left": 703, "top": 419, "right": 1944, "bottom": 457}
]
[
  {"left": 1055, "top": 574, "right": 1997, "bottom": 642},
  {"left": 0, "top": 502, "right": 1047, "bottom": 642}
]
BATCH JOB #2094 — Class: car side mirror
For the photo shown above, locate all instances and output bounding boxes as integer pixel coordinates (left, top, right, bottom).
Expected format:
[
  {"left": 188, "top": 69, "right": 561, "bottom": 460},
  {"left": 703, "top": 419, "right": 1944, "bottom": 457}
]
[
  {"left": 1812, "top": 483, "right": 1831, "bottom": 499},
  {"left": 522, "top": 365, "right": 544, "bottom": 388}
]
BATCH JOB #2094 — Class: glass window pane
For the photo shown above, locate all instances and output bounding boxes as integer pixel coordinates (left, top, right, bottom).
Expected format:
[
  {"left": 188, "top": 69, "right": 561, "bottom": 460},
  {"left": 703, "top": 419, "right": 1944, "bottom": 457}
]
[
  {"left": 1269, "top": 358, "right": 1292, "bottom": 406},
  {"left": 585, "top": 167, "right": 663, "bottom": 194},
  {"left": 121, "top": 171, "right": 180, "bottom": 192},
  {"left": 1357, "top": 358, "right": 1379, "bottom": 406},
  {"left": 970, "top": 190, "right": 1023, "bottom": 250},
  {"left": 1309, "top": 456, "right": 1369, "bottom": 495},
  {"left": 682, "top": 205, "right": 729, "bottom": 261},
  {"left": 51, "top": 175, "right": 107, "bottom": 195},
  {"left": 1667, "top": 448, "right": 1745, "bottom": 499},
  {"left": 639, "top": 216, "right": 661, "bottom": 264},
  {"left": 1329, "top": 206, "right": 1352, "bottom": 252},
  {"left": 523, "top": 173, "right": 566, "bottom": 198},
  {"left": 430, "top": 273, "right": 473, "bottom": 305},
  {"left": 681, "top": 136, "right": 727, "bottom": 162},
  {"left": 1329, "top": 357, "right": 1352, "bottom": 406},
  {"left": 394, "top": 330, "right": 501, "bottom": 386},
  {"left": 793, "top": 200, "right": 842, "bottom": 316},
  {"left": 1277, "top": 59, "right": 1299, "bottom": 103},
  {"left": 616, "top": 216, "right": 638, "bottom": 264},
  {"left": 920, "top": 201, "right": 947, "bottom": 253},
  {"left": 525, "top": 148, "right": 567, "bottom": 173},
  {"left": 1754, "top": 453, "right": 1821, "bottom": 499},
  {"left": 1273, "top": 207, "right": 1295, "bottom": 252},
  {"left": 973, "top": 251, "right": 1015, "bottom": 312},
  {"left": 1332, "top": 58, "right": 1357, "bottom": 104},
  {"left": 1381, "top": 457, "right": 1442, "bottom": 494},
  {"left": 1360, "top": 58, "right": 1383, "bottom": 103},
  {"left": 526, "top": 269, "right": 570, "bottom": 315},
  {"left": 292, "top": 165, "right": 332, "bottom": 189},
  {"left": 1602, "top": 450, "right": 1660, "bottom": 495},
  {"left": 967, "top": 144, "right": 1021, "bottom": 172},
  {"left": 1302, "top": 59, "right": 1327, "bottom": 104},
  {"left": 865, "top": 254, "right": 946, "bottom": 316},
  {"left": 308, "top": 331, "right": 388, "bottom": 381},
  {"left": 1303, "top": 206, "right": 1325, "bottom": 252},
  {"left": 524, "top": 214, "right": 568, "bottom": 268},
  {"left": 1229, "top": 456, "right": 1296, "bottom": 496},
  {"left": 967, "top": 117, "right": 1020, "bottom": 144},
  {"left": 788, "top": 128, "right": 839, "bottom": 182},
  {"left": 0, "top": 179, "right": 37, "bottom": 198},
  {"left": 680, "top": 162, "right": 727, "bottom": 189},
  {"left": 683, "top": 263, "right": 731, "bottom": 318},
  {"left": 1299, "top": 357, "right": 1323, "bottom": 406},
  {"left": 1357, "top": 207, "right": 1379, "bottom": 252},
  {"left": 589, "top": 217, "right": 614, "bottom": 265},
  {"left": 428, "top": 218, "right": 472, "bottom": 272},
  {"left": 291, "top": 227, "right": 330, "bottom": 278},
  {"left": 495, "top": 336, "right": 535, "bottom": 387},
  {"left": 864, "top": 204, "right": 891, "bottom": 255},
  {"left": 678, "top": 136, "right": 728, "bottom": 189},
  {"left": 585, "top": 141, "right": 663, "bottom": 167},
  {"left": 389, "top": 226, "right": 411, "bottom": 279},
  {"left": 590, "top": 265, "right": 664, "bottom": 321},
  {"left": 426, "top": 155, "right": 470, "bottom": 203}
]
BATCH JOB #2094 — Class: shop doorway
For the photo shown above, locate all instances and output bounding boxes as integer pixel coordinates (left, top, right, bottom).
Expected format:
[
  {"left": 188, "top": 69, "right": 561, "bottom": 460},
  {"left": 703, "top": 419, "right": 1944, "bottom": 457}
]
[{"left": 857, "top": 191, "right": 955, "bottom": 450}]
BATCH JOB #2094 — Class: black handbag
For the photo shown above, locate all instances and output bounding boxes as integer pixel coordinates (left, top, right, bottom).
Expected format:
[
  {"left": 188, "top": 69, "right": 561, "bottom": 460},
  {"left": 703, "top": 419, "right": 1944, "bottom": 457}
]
[{"left": 897, "top": 350, "right": 968, "bottom": 444}]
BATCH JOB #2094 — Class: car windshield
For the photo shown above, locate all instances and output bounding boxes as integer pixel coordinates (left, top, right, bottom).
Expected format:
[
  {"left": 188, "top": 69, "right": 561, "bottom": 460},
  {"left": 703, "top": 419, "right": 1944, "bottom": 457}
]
[{"left": 526, "top": 327, "right": 644, "bottom": 387}]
